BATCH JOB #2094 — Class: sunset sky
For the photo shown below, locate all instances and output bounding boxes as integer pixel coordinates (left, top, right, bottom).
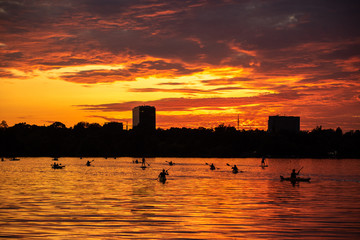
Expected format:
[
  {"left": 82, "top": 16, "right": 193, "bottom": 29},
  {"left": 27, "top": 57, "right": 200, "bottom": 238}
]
[{"left": 1, "top": 0, "right": 359, "bottom": 130}]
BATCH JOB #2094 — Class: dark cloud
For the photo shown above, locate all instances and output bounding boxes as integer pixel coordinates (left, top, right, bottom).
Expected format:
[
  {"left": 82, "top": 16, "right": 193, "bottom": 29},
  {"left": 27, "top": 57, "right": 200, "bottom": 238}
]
[
  {"left": 129, "top": 88, "right": 210, "bottom": 94},
  {"left": 129, "top": 60, "right": 202, "bottom": 75},
  {"left": 60, "top": 59, "right": 200, "bottom": 83},
  {"left": 128, "top": 86, "right": 245, "bottom": 94},
  {"left": 62, "top": 69, "right": 133, "bottom": 84},
  {"left": 0, "top": 51, "right": 23, "bottom": 67},
  {"left": 76, "top": 90, "right": 306, "bottom": 112},
  {"left": 201, "top": 77, "right": 254, "bottom": 86},
  {"left": 319, "top": 43, "right": 360, "bottom": 60},
  {"left": 0, "top": 69, "right": 16, "bottom": 78},
  {"left": 2, "top": 0, "right": 359, "bottom": 71},
  {"left": 39, "top": 58, "right": 96, "bottom": 67},
  {"left": 157, "top": 82, "right": 186, "bottom": 86},
  {"left": 87, "top": 115, "right": 130, "bottom": 123},
  {"left": 300, "top": 71, "right": 360, "bottom": 84}
]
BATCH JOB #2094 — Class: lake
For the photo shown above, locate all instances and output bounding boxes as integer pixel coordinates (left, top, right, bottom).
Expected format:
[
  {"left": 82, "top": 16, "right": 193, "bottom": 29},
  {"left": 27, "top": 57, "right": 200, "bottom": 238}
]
[{"left": 1, "top": 157, "right": 360, "bottom": 239}]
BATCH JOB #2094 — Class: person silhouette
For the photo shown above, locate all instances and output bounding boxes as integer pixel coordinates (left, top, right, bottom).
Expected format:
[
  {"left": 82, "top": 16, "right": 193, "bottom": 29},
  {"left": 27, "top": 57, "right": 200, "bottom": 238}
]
[
  {"left": 158, "top": 169, "right": 168, "bottom": 182},
  {"left": 141, "top": 158, "right": 146, "bottom": 167},
  {"left": 261, "top": 157, "right": 266, "bottom": 167},
  {"left": 290, "top": 168, "right": 302, "bottom": 179}
]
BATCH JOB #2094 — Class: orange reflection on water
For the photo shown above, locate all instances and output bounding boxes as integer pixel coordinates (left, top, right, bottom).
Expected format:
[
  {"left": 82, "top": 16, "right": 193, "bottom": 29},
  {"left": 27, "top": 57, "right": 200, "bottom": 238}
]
[{"left": 1, "top": 157, "right": 360, "bottom": 239}]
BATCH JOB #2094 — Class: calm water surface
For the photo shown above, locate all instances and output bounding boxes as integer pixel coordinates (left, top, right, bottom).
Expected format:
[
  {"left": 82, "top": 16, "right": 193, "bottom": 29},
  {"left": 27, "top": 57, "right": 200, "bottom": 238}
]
[{"left": 1, "top": 157, "right": 360, "bottom": 239}]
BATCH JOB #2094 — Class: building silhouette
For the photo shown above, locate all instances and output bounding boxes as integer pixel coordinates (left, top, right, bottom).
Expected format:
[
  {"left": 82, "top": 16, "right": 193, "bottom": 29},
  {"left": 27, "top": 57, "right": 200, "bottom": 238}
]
[
  {"left": 268, "top": 116, "right": 300, "bottom": 133},
  {"left": 132, "top": 105, "right": 156, "bottom": 131}
]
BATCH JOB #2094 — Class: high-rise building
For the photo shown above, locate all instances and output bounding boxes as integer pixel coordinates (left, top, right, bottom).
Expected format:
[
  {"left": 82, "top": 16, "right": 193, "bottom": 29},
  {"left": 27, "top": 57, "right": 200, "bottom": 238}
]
[
  {"left": 132, "top": 105, "right": 156, "bottom": 131},
  {"left": 268, "top": 116, "right": 300, "bottom": 133}
]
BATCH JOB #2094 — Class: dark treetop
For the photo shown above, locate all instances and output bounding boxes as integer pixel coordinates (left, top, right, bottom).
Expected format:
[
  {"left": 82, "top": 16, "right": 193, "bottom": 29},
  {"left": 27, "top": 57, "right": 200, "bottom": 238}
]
[{"left": 1, "top": 122, "right": 359, "bottom": 158}]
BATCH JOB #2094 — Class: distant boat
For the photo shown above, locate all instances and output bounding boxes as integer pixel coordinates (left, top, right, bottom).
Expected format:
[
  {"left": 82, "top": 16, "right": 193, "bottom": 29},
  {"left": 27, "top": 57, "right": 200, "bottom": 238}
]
[
  {"left": 51, "top": 163, "right": 65, "bottom": 169},
  {"left": 53, "top": 157, "right": 59, "bottom": 161},
  {"left": 10, "top": 158, "right": 20, "bottom": 161},
  {"left": 232, "top": 168, "right": 243, "bottom": 174}
]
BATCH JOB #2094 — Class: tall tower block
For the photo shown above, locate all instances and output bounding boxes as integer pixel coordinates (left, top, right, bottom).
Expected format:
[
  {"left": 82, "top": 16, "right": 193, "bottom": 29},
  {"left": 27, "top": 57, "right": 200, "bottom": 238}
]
[
  {"left": 132, "top": 105, "right": 156, "bottom": 131},
  {"left": 268, "top": 116, "right": 300, "bottom": 133}
]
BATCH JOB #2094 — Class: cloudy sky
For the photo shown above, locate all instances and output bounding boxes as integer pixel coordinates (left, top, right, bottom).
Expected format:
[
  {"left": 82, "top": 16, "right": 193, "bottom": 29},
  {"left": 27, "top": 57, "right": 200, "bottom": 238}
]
[{"left": 1, "top": 0, "right": 359, "bottom": 130}]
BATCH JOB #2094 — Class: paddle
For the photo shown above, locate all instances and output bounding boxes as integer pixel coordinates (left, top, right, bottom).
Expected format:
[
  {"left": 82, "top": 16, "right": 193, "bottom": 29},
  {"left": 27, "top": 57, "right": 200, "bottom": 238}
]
[
  {"left": 297, "top": 166, "right": 304, "bottom": 174},
  {"left": 227, "top": 163, "right": 237, "bottom": 169}
]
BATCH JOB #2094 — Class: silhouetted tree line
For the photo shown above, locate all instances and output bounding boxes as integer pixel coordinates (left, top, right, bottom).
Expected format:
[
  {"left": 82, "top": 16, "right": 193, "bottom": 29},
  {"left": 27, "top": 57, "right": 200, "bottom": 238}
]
[{"left": 1, "top": 121, "right": 359, "bottom": 158}]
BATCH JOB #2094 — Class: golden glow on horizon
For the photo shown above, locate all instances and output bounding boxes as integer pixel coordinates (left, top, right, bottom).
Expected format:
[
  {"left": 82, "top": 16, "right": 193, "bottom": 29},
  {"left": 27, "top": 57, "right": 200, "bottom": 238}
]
[
  {"left": 0, "top": 43, "right": 358, "bottom": 131},
  {"left": 0, "top": 61, "right": 302, "bottom": 129}
]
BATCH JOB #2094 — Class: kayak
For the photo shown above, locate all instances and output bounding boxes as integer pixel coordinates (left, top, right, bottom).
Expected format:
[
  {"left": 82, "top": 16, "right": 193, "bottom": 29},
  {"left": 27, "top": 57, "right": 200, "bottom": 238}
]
[
  {"left": 232, "top": 169, "right": 243, "bottom": 174},
  {"left": 280, "top": 176, "right": 310, "bottom": 182},
  {"left": 51, "top": 164, "right": 65, "bottom": 169},
  {"left": 141, "top": 166, "right": 147, "bottom": 169}
]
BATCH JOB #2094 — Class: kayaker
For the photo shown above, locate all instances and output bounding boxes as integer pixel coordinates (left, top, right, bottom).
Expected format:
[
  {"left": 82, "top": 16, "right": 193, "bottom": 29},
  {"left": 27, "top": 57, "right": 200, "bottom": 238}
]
[
  {"left": 158, "top": 169, "right": 168, "bottom": 178},
  {"left": 290, "top": 168, "right": 302, "bottom": 179},
  {"left": 210, "top": 163, "right": 215, "bottom": 170},
  {"left": 261, "top": 156, "right": 267, "bottom": 167},
  {"left": 52, "top": 162, "right": 61, "bottom": 168},
  {"left": 141, "top": 158, "right": 146, "bottom": 167},
  {"left": 86, "top": 160, "right": 91, "bottom": 166},
  {"left": 232, "top": 165, "right": 238, "bottom": 172}
]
